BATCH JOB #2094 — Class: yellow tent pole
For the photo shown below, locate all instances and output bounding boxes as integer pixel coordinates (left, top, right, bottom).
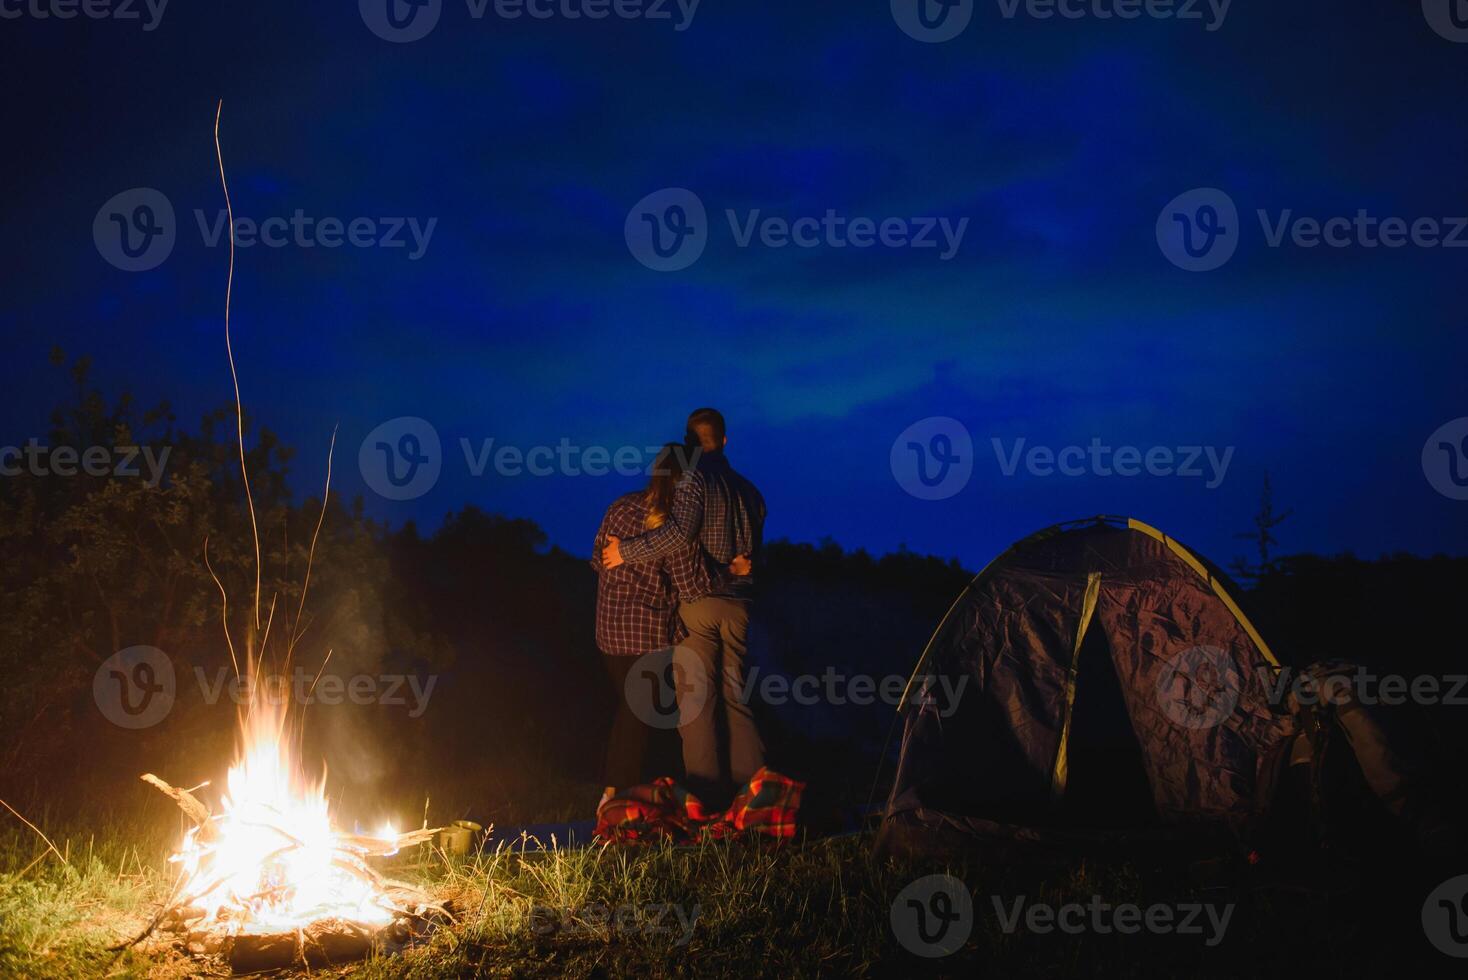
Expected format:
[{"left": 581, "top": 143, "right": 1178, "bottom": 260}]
[
  {"left": 1049, "top": 571, "right": 1102, "bottom": 800},
  {"left": 1125, "top": 518, "right": 1281, "bottom": 671}
]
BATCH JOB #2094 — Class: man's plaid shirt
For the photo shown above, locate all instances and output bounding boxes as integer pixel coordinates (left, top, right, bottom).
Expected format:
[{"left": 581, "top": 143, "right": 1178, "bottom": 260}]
[
  {"left": 591, "top": 492, "right": 709, "bottom": 655},
  {"left": 616, "top": 452, "right": 765, "bottom": 602}
]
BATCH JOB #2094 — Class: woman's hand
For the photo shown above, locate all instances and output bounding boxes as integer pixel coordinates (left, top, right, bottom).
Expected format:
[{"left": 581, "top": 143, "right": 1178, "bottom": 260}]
[{"left": 729, "top": 554, "right": 753, "bottom": 576}]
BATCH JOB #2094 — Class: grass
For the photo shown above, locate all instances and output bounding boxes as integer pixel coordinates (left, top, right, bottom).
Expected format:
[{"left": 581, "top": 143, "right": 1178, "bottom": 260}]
[{"left": 0, "top": 808, "right": 1459, "bottom": 978}]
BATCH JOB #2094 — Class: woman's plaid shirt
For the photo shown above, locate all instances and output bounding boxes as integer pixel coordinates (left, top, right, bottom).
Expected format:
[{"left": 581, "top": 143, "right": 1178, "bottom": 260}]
[{"left": 591, "top": 492, "right": 705, "bottom": 655}]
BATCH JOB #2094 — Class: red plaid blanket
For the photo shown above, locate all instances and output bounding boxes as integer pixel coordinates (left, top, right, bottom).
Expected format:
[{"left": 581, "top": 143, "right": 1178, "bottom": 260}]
[{"left": 594, "top": 768, "right": 805, "bottom": 844}]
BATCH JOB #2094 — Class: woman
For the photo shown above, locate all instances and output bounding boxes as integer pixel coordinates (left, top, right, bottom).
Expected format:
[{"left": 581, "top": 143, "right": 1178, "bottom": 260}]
[{"left": 591, "top": 443, "right": 748, "bottom": 800}]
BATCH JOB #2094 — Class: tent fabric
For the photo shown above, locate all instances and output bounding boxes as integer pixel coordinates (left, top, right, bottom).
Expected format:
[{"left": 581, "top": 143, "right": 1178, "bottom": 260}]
[
  {"left": 882, "top": 518, "right": 1294, "bottom": 848},
  {"left": 1289, "top": 661, "right": 1463, "bottom": 855}
]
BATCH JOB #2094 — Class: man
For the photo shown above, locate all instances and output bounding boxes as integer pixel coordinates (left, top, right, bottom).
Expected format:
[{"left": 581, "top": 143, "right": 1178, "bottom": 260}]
[{"left": 602, "top": 408, "right": 766, "bottom": 803}]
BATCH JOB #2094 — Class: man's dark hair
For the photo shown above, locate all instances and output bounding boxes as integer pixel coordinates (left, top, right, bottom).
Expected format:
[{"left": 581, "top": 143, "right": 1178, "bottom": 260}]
[{"left": 685, "top": 407, "right": 726, "bottom": 452}]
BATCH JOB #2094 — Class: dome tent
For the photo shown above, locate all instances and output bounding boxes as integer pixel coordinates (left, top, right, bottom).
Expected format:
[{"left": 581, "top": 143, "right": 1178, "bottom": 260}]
[{"left": 879, "top": 517, "right": 1294, "bottom": 853}]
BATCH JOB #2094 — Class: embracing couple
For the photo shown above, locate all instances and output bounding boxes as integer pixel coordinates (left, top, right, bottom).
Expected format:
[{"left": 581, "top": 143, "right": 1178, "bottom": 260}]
[{"left": 591, "top": 408, "right": 766, "bottom": 808}]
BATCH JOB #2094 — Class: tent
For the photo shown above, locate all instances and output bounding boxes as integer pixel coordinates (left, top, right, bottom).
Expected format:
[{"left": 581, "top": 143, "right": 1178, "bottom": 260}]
[{"left": 879, "top": 517, "right": 1295, "bottom": 853}]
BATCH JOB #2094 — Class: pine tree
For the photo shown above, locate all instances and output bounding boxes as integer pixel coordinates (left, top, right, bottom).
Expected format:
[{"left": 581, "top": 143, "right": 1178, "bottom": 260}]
[{"left": 1232, "top": 471, "right": 1292, "bottom": 583}]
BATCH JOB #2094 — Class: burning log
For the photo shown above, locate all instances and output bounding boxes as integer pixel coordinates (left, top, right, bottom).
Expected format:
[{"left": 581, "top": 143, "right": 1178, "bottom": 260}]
[
  {"left": 341, "top": 826, "right": 440, "bottom": 856},
  {"left": 138, "top": 717, "right": 451, "bottom": 972},
  {"left": 221, "top": 902, "right": 453, "bottom": 972},
  {"left": 141, "top": 774, "right": 213, "bottom": 833},
  {"left": 227, "top": 918, "right": 374, "bottom": 972}
]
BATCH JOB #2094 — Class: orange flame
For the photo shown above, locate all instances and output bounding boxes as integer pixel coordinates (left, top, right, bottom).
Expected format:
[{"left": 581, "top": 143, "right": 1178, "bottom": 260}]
[{"left": 169, "top": 698, "right": 395, "bottom": 931}]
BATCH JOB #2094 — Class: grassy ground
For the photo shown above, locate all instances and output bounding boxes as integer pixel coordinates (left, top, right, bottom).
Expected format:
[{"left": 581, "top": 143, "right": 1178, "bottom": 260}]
[{"left": 0, "top": 809, "right": 1458, "bottom": 979}]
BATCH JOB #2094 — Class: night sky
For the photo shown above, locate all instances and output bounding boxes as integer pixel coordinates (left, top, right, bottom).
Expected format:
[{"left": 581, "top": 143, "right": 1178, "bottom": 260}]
[{"left": 3, "top": 1, "right": 1466, "bottom": 569}]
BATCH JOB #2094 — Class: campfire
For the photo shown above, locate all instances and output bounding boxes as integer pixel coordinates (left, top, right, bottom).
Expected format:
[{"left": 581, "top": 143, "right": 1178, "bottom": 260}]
[
  {"left": 140, "top": 694, "right": 450, "bottom": 971},
  {"left": 133, "top": 560, "right": 456, "bottom": 968},
  {"left": 116, "top": 102, "right": 454, "bottom": 972}
]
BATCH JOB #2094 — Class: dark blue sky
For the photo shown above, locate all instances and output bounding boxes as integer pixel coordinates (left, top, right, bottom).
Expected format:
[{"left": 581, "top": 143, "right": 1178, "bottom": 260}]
[{"left": 3, "top": 1, "right": 1466, "bottom": 569}]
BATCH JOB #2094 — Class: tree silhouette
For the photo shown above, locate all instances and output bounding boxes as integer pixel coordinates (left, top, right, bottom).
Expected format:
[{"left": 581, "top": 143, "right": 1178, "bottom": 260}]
[{"left": 1232, "top": 471, "right": 1292, "bottom": 582}]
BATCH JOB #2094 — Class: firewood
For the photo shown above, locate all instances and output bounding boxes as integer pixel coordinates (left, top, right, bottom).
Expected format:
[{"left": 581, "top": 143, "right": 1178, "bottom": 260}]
[
  {"left": 340, "top": 826, "right": 442, "bottom": 855},
  {"left": 331, "top": 852, "right": 422, "bottom": 897},
  {"left": 164, "top": 905, "right": 206, "bottom": 927},
  {"left": 140, "top": 774, "right": 212, "bottom": 828},
  {"left": 226, "top": 919, "right": 378, "bottom": 972}
]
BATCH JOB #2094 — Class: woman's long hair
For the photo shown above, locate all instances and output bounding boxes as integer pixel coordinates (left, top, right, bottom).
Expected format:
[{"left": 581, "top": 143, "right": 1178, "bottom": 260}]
[{"left": 645, "top": 442, "right": 695, "bottom": 529}]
